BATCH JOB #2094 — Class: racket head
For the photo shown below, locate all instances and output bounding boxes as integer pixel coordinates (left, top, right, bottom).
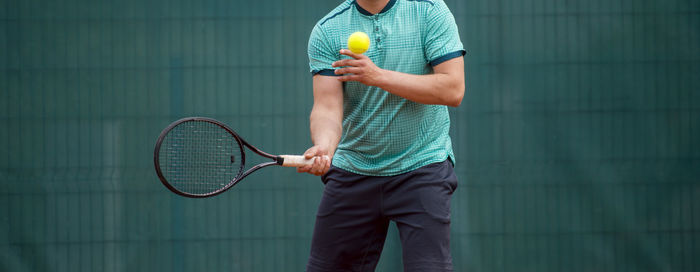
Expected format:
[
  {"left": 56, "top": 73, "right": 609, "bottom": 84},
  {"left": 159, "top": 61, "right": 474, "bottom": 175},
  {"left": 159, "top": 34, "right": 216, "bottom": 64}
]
[{"left": 154, "top": 117, "right": 245, "bottom": 198}]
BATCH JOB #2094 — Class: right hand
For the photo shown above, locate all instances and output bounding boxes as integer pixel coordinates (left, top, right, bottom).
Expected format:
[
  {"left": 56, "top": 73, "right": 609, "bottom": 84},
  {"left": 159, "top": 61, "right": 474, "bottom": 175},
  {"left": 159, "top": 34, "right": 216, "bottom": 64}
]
[{"left": 296, "top": 145, "right": 332, "bottom": 176}]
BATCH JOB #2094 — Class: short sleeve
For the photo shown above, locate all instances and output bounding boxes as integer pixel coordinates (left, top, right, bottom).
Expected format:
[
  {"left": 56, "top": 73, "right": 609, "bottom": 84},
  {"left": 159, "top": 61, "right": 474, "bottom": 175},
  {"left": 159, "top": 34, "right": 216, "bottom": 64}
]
[
  {"left": 308, "top": 24, "right": 338, "bottom": 76},
  {"left": 424, "top": 0, "right": 465, "bottom": 66}
]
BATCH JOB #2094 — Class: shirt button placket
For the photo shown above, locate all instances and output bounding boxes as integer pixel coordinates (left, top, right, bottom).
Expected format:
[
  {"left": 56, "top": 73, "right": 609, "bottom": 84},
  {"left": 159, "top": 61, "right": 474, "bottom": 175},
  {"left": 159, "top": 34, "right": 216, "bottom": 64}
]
[{"left": 373, "top": 16, "right": 382, "bottom": 50}]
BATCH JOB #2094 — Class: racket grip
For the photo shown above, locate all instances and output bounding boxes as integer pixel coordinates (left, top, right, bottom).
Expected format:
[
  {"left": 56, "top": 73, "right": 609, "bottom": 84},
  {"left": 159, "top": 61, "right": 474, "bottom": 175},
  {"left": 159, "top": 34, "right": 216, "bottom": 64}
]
[{"left": 280, "top": 155, "right": 317, "bottom": 167}]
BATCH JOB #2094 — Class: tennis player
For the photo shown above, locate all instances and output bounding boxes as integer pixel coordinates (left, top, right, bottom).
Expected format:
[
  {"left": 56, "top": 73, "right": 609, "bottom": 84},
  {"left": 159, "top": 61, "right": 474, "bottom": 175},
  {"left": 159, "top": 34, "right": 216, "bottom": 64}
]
[{"left": 299, "top": 0, "right": 465, "bottom": 270}]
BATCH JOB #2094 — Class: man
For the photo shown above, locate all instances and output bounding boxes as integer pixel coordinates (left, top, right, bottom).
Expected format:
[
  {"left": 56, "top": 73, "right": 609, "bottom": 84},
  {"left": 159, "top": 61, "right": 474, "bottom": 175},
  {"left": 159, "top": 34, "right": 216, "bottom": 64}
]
[{"left": 299, "top": 0, "right": 465, "bottom": 270}]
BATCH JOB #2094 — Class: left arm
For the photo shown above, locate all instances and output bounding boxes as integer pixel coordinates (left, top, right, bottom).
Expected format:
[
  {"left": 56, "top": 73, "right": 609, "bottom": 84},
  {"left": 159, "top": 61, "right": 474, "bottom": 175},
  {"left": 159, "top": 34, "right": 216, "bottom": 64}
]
[{"left": 333, "top": 49, "right": 465, "bottom": 107}]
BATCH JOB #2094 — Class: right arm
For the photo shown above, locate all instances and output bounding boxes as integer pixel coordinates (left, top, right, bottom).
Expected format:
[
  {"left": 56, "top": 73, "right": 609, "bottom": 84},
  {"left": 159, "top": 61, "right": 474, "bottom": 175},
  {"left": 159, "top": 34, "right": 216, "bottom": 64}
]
[{"left": 296, "top": 75, "right": 344, "bottom": 176}]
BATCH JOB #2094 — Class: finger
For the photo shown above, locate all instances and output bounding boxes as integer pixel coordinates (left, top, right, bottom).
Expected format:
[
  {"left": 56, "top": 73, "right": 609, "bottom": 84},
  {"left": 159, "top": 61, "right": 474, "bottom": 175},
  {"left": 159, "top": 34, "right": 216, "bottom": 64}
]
[
  {"left": 300, "top": 162, "right": 314, "bottom": 171},
  {"left": 334, "top": 67, "right": 363, "bottom": 75},
  {"left": 297, "top": 165, "right": 312, "bottom": 173},
  {"left": 312, "top": 166, "right": 323, "bottom": 176},
  {"left": 339, "top": 49, "right": 364, "bottom": 59},
  {"left": 315, "top": 156, "right": 329, "bottom": 174},
  {"left": 315, "top": 156, "right": 326, "bottom": 172},
  {"left": 310, "top": 159, "right": 324, "bottom": 176},
  {"left": 318, "top": 155, "right": 330, "bottom": 174},
  {"left": 332, "top": 59, "right": 362, "bottom": 68},
  {"left": 321, "top": 156, "right": 331, "bottom": 174},
  {"left": 304, "top": 146, "right": 319, "bottom": 159}
]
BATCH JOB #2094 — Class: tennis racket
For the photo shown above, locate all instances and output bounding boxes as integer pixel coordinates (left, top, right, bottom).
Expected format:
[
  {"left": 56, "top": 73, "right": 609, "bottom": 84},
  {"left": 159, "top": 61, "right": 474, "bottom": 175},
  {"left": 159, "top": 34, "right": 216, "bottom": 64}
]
[{"left": 153, "top": 117, "right": 314, "bottom": 198}]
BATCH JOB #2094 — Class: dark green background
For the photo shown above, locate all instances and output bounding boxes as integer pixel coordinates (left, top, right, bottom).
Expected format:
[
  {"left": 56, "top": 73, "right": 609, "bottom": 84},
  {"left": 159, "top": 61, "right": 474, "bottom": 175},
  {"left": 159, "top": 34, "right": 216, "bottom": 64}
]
[{"left": 1, "top": 0, "right": 699, "bottom": 271}]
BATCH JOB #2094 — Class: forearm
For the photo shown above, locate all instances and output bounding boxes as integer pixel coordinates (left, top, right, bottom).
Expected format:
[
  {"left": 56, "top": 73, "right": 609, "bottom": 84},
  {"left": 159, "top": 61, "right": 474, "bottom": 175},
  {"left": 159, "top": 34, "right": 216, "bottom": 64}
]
[
  {"left": 297, "top": 75, "right": 343, "bottom": 176},
  {"left": 377, "top": 70, "right": 464, "bottom": 107},
  {"left": 308, "top": 74, "right": 344, "bottom": 157},
  {"left": 333, "top": 51, "right": 465, "bottom": 107},
  {"left": 309, "top": 111, "right": 342, "bottom": 157}
]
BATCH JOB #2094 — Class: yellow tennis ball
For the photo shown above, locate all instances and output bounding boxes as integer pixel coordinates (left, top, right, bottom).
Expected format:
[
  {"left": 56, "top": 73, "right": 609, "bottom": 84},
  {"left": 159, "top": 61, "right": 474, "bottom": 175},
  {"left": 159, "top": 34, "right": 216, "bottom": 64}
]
[{"left": 347, "top": 32, "right": 370, "bottom": 54}]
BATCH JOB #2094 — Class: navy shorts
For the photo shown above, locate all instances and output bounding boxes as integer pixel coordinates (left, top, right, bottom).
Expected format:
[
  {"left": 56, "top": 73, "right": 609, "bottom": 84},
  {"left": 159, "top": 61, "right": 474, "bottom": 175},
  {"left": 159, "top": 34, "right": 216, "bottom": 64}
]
[{"left": 306, "top": 159, "right": 458, "bottom": 272}]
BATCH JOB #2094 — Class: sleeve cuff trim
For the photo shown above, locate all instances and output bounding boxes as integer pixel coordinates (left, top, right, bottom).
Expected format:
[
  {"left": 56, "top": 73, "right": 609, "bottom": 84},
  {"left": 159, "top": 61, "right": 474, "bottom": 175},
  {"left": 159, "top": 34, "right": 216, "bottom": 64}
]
[
  {"left": 429, "top": 50, "right": 466, "bottom": 67},
  {"left": 311, "top": 69, "right": 340, "bottom": 76}
]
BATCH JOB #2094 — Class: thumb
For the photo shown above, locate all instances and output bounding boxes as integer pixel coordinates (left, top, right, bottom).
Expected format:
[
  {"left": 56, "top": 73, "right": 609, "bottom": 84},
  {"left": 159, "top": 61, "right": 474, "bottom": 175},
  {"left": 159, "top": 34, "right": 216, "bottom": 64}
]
[
  {"left": 304, "top": 146, "right": 319, "bottom": 159},
  {"left": 340, "top": 49, "right": 363, "bottom": 60}
]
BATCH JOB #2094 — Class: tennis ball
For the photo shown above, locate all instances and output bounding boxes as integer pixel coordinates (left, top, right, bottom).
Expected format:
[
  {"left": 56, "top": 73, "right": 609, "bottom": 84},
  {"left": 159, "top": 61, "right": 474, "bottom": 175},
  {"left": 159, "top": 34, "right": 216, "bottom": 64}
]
[{"left": 347, "top": 32, "right": 370, "bottom": 54}]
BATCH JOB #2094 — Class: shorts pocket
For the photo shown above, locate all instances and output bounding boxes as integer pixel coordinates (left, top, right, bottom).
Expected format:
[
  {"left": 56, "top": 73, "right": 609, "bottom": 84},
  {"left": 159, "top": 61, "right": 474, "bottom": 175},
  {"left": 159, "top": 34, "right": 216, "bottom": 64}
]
[
  {"left": 418, "top": 160, "right": 458, "bottom": 223},
  {"left": 317, "top": 167, "right": 343, "bottom": 217},
  {"left": 316, "top": 189, "right": 338, "bottom": 217}
]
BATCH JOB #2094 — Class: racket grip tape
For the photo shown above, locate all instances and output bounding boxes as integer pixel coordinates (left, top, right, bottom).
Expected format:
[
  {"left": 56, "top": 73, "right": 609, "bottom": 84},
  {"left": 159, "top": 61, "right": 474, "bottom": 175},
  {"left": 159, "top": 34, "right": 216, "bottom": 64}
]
[{"left": 279, "top": 155, "right": 316, "bottom": 167}]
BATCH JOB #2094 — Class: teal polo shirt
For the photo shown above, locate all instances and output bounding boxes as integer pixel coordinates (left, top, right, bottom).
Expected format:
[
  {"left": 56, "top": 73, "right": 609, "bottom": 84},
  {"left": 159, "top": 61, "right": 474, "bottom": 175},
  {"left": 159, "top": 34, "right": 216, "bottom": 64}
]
[{"left": 308, "top": 0, "right": 465, "bottom": 176}]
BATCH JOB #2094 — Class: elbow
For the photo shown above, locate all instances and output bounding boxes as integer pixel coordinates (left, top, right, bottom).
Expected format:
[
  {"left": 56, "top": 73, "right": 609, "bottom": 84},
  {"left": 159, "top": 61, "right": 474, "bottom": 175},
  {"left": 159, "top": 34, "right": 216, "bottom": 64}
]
[{"left": 445, "top": 83, "right": 465, "bottom": 107}]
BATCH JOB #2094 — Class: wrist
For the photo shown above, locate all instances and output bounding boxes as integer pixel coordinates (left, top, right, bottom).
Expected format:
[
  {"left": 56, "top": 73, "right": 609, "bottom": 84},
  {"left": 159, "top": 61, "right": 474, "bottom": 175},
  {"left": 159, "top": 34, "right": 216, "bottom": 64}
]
[
  {"left": 374, "top": 68, "right": 390, "bottom": 88},
  {"left": 311, "top": 140, "right": 334, "bottom": 154}
]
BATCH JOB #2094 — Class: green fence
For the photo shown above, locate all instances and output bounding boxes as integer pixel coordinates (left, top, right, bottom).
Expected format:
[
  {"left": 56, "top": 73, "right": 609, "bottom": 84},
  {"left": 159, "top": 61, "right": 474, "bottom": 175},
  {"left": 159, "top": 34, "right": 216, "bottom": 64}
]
[{"left": 1, "top": 0, "right": 699, "bottom": 271}]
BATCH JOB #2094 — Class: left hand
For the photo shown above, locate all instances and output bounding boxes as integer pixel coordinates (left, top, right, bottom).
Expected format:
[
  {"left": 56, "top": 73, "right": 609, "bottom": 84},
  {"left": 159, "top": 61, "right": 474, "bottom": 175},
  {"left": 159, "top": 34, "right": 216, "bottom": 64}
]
[{"left": 332, "top": 49, "right": 385, "bottom": 86}]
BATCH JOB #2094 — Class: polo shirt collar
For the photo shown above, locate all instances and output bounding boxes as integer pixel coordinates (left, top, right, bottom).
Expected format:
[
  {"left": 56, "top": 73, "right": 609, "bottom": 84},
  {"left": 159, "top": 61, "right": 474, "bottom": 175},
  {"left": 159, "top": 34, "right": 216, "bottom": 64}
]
[{"left": 354, "top": 0, "right": 397, "bottom": 16}]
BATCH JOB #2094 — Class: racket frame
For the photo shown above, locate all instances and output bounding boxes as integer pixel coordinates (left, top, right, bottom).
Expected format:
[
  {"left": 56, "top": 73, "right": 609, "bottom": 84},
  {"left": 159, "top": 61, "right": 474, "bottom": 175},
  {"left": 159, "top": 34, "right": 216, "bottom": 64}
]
[{"left": 154, "top": 117, "right": 291, "bottom": 198}]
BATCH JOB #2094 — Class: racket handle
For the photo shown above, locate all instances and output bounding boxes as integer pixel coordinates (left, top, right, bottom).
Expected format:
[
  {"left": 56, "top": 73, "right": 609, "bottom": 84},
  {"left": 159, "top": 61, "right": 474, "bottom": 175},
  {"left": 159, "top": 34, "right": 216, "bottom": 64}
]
[{"left": 280, "top": 155, "right": 318, "bottom": 167}]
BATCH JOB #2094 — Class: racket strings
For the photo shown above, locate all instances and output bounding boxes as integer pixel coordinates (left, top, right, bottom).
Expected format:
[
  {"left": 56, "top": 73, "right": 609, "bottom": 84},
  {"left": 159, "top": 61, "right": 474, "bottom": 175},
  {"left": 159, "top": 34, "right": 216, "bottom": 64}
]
[{"left": 159, "top": 121, "right": 242, "bottom": 195}]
